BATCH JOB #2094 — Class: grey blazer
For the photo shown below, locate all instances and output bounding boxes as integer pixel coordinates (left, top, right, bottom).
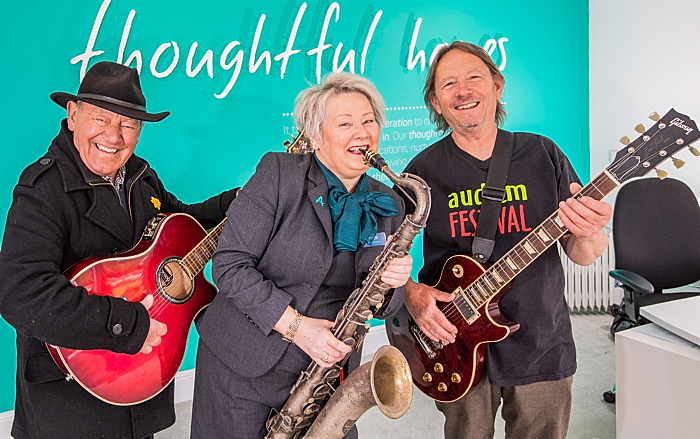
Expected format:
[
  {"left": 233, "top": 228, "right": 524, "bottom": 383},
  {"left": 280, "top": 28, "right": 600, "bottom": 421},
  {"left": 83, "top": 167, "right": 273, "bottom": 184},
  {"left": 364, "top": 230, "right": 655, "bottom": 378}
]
[{"left": 197, "top": 152, "right": 406, "bottom": 377}]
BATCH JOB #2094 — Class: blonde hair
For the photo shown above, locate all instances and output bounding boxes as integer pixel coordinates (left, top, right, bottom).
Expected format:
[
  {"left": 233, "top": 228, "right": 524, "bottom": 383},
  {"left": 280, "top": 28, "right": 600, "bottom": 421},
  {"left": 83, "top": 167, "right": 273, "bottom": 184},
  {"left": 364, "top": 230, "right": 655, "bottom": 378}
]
[{"left": 294, "top": 72, "right": 385, "bottom": 143}]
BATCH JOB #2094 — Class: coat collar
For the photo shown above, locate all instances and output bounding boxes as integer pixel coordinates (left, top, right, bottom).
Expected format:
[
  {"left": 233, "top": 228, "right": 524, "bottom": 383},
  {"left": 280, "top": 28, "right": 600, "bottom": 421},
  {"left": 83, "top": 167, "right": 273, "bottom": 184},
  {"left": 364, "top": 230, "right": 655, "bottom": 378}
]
[{"left": 49, "top": 119, "right": 148, "bottom": 246}]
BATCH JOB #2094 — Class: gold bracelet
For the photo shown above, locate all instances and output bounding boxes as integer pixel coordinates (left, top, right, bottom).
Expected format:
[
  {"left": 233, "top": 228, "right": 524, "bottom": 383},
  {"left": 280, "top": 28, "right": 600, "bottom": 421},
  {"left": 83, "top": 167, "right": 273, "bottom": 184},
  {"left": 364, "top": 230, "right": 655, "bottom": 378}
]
[{"left": 282, "top": 309, "right": 303, "bottom": 343}]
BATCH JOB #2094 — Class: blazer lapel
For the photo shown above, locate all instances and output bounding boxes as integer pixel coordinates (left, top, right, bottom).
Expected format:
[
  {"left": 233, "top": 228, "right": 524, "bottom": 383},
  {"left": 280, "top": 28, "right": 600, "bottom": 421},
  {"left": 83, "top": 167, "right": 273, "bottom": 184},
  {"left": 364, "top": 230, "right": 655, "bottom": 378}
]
[{"left": 307, "top": 159, "right": 333, "bottom": 245}]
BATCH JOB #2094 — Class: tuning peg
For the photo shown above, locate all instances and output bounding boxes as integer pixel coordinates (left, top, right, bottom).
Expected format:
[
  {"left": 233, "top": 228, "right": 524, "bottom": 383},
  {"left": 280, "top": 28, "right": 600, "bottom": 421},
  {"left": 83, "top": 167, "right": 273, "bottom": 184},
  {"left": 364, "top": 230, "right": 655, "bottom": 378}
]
[
  {"left": 649, "top": 111, "right": 660, "bottom": 121},
  {"left": 672, "top": 157, "right": 685, "bottom": 169},
  {"left": 689, "top": 146, "right": 700, "bottom": 157},
  {"left": 620, "top": 135, "right": 631, "bottom": 145},
  {"left": 656, "top": 169, "right": 669, "bottom": 180},
  {"left": 635, "top": 124, "right": 646, "bottom": 134}
]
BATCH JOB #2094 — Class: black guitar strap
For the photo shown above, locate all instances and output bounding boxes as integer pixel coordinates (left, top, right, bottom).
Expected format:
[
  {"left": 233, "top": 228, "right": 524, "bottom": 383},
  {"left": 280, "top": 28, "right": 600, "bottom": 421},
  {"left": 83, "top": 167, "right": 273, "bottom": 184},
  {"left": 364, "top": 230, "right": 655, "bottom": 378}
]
[{"left": 471, "top": 129, "right": 515, "bottom": 264}]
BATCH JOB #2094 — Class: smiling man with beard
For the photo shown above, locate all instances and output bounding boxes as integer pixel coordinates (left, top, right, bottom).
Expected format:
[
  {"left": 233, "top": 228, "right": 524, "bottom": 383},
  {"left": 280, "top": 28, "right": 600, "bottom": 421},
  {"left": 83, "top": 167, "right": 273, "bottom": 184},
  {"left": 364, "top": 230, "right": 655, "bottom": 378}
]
[{"left": 397, "top": 41, "right": 613, "bottom": 439}]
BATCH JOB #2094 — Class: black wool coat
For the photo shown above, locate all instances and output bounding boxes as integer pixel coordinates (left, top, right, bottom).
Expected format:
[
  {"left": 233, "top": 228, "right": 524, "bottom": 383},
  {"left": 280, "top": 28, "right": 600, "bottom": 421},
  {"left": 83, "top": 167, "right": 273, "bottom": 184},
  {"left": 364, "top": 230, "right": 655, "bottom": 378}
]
[{"left": 0, "top": 120, "right": 236, "bottom": 439}]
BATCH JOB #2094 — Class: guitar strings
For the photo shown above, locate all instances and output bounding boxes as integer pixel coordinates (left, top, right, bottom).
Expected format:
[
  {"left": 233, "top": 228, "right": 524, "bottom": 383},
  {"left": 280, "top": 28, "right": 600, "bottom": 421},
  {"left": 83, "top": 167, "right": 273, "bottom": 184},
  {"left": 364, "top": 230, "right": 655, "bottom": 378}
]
[
  {"left": 435, "top": 175, "right": 612, "bottom": 327},
  {"left": 137, "top": 226, "right": 223, "bottom": 320}
]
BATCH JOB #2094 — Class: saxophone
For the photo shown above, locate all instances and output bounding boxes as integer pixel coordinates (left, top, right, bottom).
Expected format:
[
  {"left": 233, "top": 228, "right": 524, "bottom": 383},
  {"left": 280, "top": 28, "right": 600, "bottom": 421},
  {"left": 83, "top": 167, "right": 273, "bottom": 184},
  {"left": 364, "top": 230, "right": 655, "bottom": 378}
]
[{"left": 266, "top": 147, "right": 432, "bottom": 439}]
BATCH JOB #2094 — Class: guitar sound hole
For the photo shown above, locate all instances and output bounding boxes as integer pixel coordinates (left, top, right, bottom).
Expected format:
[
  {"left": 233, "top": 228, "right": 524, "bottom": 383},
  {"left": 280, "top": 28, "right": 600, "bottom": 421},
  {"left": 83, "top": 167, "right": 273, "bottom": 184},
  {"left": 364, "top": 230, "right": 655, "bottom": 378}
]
[{"left": 157, "top": 258, "right": 195, "bottom": 304}]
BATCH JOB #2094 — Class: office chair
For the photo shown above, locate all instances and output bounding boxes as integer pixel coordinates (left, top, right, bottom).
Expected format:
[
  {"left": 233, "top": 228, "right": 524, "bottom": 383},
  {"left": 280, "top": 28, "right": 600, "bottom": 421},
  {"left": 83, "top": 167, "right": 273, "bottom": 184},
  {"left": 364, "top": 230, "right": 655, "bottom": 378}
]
[
  {"left": 609, "top": 177, "right": 700, "bottom": 329},
  {"left": 603, "top": 177, "right": 700, "bottom": 404}
]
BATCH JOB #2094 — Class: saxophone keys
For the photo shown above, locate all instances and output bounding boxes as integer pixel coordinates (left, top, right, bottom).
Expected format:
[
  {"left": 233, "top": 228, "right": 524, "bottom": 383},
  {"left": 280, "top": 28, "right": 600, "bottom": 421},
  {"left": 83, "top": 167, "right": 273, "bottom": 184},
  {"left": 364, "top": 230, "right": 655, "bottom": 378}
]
[
  {"left": 312, "top": 383, "right": 332, "bottom": 399},
  {"left": 323, "top": 368, "right": 341, "bottom": 381},
  {"left": 302, "top": 402, "right": 321, "bottom": 416},
  {"left": 295, "top": 417, "right": 313, "bottom": 429},
  {"left": 357, "top": 310, "right": 373, "bottom": 321},
  {"left": 368, "top": 293, "right": 384, "bottom": 306},
  {"left": 342, "top": 337, "right": 357, "bottom": 348}
]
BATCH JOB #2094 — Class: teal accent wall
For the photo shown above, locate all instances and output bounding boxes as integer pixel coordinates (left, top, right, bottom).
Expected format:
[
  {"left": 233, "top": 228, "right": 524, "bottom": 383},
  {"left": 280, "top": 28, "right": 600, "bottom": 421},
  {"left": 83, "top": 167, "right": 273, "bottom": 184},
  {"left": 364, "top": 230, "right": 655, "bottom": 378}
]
[{"left": 0, "top": 0, "right": 588, "bottom": 413}]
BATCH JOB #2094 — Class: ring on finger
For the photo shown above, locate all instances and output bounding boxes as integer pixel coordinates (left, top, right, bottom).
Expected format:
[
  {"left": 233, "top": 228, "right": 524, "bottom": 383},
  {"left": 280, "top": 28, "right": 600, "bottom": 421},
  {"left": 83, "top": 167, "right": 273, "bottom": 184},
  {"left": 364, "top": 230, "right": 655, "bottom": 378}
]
[{"left": 322, "top": 353, "right": 330, "bottom": 362}]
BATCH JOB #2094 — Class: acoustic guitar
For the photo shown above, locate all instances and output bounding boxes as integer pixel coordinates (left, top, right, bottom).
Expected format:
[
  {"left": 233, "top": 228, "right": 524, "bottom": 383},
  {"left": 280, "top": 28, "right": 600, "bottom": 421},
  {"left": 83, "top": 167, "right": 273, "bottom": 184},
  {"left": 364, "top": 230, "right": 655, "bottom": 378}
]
[
  {"left": 46, "top": 213, "right": 225, "bottom": 405},
  {"left": 386, "top": 109, "right": 700, "bottom": 402}
]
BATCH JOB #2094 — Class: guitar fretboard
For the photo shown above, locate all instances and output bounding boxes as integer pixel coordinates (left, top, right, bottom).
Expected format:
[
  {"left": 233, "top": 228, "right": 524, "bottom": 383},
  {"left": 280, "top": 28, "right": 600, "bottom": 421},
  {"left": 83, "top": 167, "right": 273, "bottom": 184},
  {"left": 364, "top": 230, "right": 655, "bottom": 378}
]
[
  {"left": 453, "top": 171, "right": 619, "bottom": 318},
  {"left": 180, "top": 218, "right": 227, "bottom": 278}
]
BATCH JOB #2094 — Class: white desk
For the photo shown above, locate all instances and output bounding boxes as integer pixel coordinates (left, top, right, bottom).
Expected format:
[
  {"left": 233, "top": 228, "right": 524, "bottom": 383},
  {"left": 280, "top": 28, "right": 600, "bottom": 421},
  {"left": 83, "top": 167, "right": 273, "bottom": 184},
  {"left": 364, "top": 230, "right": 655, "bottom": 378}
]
[
  {"left": 640, "top": 295, "right": 700, "bottom": 346},
  {"left": 616, "top": 324, "right": 700, "bottom": 439}
]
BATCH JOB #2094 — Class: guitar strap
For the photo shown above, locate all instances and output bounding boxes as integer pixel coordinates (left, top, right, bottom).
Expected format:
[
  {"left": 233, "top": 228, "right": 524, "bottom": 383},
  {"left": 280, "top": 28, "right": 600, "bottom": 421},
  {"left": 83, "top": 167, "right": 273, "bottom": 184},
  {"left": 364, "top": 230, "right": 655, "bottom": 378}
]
[{"left": 471, "top": 129, "right": 515, "bottom": 264}]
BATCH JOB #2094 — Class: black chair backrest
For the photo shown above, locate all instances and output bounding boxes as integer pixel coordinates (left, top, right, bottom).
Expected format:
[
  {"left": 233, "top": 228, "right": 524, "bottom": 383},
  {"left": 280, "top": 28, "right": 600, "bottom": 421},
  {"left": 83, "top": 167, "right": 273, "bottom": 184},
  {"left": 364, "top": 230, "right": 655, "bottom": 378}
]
[{"left": 613, "top": 177, "right": 700, "bottom": 292}]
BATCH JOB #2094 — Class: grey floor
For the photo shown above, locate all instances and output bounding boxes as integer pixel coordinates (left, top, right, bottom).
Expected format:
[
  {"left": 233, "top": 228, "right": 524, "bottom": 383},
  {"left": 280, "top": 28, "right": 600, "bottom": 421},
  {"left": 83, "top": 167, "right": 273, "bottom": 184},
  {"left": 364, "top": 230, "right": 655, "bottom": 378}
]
[{"left": 157, "top": 314, "right": 616, "bottom": 439}]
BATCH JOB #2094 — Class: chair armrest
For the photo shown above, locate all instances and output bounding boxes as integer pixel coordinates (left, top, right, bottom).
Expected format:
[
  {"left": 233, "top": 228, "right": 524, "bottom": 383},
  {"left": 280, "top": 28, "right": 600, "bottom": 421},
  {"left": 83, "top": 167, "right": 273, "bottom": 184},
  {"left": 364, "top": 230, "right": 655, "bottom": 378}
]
[{"left": 609, "top": 269, "right": 655, "bottom": 295}]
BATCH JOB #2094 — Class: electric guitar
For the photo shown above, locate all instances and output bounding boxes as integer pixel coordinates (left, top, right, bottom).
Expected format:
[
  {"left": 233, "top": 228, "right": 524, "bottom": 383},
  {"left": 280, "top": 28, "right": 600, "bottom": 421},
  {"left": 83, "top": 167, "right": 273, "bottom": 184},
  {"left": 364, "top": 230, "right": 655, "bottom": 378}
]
[
  {"left": 386, "top": 109, "right": 700, "bottom": 402},
  {"left": 46, "top": 213, "right": 225, "bottom": 405}
]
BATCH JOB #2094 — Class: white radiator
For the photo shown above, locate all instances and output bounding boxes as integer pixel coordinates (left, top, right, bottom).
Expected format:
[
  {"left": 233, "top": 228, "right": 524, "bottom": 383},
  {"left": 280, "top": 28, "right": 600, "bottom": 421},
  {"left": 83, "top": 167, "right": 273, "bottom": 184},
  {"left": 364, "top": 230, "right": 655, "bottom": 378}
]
[{"left": 559, "top": 228, "right": 622, "bottom": 313}]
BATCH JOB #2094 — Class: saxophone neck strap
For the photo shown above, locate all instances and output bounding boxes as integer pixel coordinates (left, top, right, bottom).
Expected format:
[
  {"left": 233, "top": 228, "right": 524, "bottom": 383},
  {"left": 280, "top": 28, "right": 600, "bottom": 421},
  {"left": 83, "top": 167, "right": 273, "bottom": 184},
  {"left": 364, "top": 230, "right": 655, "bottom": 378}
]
[{"left": 472, "top": 129, "right": 515, "bottom": 264}]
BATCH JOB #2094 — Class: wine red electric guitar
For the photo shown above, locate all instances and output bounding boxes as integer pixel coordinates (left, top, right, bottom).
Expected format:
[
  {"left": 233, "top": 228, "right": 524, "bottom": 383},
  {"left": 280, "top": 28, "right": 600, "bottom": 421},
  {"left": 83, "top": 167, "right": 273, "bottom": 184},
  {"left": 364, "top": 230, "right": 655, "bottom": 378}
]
[
  {"left": 46, "top": 213, "right": 226, "bottom": 405},
  {"left": 387, "top": 109, "right": 700, "bottom": 402}
]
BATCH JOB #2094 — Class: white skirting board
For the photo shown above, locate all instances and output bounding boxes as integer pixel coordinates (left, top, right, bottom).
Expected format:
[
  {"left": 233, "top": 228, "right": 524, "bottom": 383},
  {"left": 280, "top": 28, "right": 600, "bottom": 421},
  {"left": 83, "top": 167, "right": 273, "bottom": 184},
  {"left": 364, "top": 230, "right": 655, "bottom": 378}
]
[
  {"left": 0, "top": 325, "right": 389, "bottom": 439},
  {"left": 0, "top": 411, "right": 11, "bottom": 439}
]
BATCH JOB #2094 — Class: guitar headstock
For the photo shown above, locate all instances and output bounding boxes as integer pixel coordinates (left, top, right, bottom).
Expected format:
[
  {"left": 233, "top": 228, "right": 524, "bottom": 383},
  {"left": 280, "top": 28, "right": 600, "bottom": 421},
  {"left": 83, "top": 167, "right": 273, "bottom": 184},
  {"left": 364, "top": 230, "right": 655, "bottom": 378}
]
[
  {"left": 284, "top": 129, "right": 313, "bottom": 155},
  {"left": 607, "top": 109, "right": 700, "bottom": 183}
]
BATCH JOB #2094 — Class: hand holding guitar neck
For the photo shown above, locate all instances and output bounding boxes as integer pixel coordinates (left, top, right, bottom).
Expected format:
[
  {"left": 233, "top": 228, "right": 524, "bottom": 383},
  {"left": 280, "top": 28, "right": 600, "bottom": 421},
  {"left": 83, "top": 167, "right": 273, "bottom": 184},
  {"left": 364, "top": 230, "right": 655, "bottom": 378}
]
[
  {"left": 139, "top": 294, "right": 168, "bottom": 355},
  {"left": 558, "top": 182, "right": 614, "bottom": 266}
]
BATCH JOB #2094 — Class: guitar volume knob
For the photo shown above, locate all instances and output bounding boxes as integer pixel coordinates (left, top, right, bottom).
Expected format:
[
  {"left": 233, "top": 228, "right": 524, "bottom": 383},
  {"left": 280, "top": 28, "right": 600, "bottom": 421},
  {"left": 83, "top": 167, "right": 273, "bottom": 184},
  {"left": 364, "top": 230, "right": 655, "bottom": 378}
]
[
  {"left": 434, "top": 363, "right": 444, "bottom": 373},
  {"left": 438, "top": 382, "right": 448, "bottom": 392},
  {"left": 451, "top": 373, "right": 461, "bottom": 383},
  {"left": 422, "top": 372, "right": 433, "bottom": 383}
]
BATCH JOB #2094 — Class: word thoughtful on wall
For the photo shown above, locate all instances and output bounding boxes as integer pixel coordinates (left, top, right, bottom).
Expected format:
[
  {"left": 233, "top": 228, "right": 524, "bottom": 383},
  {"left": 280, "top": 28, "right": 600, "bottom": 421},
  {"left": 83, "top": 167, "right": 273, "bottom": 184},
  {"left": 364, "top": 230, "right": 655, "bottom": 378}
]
[{"left": 70, "top": 0, "right": 509, "bottom": 100}]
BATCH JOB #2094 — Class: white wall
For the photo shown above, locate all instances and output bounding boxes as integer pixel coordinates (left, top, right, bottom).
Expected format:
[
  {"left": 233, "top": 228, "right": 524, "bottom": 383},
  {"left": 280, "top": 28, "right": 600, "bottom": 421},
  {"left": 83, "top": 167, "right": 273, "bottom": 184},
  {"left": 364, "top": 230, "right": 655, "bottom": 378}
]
[{"left": 590, "top": 0, "right": 700, "bottom": 204}]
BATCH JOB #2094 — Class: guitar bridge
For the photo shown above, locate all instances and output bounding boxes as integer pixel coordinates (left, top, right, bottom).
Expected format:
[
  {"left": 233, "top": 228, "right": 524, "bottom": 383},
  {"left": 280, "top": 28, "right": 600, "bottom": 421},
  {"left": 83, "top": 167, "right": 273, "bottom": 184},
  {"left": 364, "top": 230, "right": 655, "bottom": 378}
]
[{"left": 410, "top": 324, "right": 436, "bottom": 359}]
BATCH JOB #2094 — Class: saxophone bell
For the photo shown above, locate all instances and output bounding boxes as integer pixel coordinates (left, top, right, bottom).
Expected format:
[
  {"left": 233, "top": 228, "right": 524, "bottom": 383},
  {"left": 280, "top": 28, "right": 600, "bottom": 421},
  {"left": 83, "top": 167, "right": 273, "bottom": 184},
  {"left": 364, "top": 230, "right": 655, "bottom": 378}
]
[{"left": 303, "top": 346, "right": 413, "bottom": 438}]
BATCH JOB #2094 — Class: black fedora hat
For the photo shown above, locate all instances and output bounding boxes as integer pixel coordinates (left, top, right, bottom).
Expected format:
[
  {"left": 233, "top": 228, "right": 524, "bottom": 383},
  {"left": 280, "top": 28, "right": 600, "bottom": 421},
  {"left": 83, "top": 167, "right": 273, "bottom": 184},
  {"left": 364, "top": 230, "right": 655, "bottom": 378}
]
[{"left": 51, "top": 61, "right": 169, "bottom": 122}]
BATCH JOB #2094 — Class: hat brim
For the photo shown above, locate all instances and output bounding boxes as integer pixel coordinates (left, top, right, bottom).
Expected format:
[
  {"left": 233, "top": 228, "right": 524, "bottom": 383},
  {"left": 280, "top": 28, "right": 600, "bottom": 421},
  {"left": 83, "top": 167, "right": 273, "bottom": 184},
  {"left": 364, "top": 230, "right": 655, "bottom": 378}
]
[{"left": 50, "top": 92, "right": 170, "bottom": 122}]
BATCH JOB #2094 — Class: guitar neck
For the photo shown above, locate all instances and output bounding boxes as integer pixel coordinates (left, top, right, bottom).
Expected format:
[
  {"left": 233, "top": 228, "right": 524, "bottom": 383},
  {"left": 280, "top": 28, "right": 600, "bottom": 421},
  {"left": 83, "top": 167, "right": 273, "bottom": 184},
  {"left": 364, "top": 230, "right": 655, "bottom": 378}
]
[
  {"left": 180, "top": 218, "right": 227, "bottom": 277},
  {"left": 460, "top": 171, "right": 619, "bottom": 310}
]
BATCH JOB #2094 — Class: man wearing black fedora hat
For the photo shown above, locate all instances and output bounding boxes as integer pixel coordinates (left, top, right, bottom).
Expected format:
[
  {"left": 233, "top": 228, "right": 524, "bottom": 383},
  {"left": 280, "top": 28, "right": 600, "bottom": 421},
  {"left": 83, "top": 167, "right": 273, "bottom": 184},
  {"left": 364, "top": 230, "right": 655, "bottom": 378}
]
[{"left": 0, "top": 61, "right": 238, "bottom": 439}]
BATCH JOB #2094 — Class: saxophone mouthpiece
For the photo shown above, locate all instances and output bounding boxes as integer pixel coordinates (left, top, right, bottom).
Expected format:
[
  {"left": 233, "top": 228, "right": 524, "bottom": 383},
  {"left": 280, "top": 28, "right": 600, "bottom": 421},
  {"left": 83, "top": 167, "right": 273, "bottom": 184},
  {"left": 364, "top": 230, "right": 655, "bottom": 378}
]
[{"left": 362, "top": 150, "right": 387, "bottom": 171}]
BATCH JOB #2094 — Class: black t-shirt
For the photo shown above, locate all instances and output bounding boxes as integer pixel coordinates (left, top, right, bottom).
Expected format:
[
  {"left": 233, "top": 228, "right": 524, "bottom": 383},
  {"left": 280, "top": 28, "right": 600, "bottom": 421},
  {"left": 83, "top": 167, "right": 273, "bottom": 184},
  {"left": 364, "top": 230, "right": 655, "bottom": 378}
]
[{"left": 402, "top": 131, "right": 581, "bottom": 386}]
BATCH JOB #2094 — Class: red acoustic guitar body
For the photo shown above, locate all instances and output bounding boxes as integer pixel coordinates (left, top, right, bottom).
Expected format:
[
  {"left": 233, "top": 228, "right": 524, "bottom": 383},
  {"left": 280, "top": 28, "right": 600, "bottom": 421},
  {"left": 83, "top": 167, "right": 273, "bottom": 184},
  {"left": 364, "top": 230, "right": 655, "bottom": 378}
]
[
  {"left": 387, "top": 255, "right": 518, "bottom": 402},
  {"left": 46, "top": 213, "right": 225, "bottom": 405}
]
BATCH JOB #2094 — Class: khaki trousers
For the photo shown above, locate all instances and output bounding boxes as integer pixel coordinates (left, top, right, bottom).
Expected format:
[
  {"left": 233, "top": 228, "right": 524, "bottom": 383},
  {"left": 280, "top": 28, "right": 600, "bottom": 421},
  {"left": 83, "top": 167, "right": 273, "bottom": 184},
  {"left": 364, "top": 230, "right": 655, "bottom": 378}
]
[{"left": 435, "top": 370, "right": 573, "bottom": 439}]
